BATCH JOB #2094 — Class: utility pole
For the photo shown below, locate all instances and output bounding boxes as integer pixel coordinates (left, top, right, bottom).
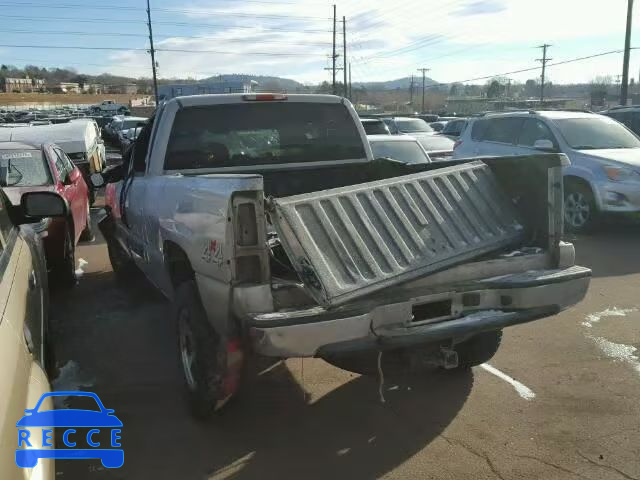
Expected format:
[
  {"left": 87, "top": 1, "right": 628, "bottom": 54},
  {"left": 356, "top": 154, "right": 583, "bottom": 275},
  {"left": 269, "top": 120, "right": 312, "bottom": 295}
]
[
  {"left": 409, "top": 74, "right": 414, "bottom": 105},
  {"left": 417, "top": 68, "right": 430, "bottom": 113},
  {"left": 332, "top": 4, "right": 337, "bottom": 94},
  {"left": 146, "top": 0, "right": 159, "bottom": 106},
  {"left": 537, "top": 44, "right": 552, "bottom": 104},
  {"left": 343, "top": 16, "right": 347, "bottom": 97},
  {"left": 621, "top": 0, "right": 634, "bottom": 105}
]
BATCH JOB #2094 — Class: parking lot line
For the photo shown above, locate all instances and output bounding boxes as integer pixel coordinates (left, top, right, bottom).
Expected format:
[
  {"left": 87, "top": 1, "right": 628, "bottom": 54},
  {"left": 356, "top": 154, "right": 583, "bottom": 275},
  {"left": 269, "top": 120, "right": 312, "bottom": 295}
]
[{"left": 479, "top": 363, "right": 536, "bottom": 400}]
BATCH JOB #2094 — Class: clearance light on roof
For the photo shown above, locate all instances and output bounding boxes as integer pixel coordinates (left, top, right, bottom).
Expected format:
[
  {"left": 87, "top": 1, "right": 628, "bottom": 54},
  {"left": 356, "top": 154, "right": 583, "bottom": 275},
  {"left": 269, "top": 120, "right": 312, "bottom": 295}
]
[{"left": 242, "top": 94, "right": 288, "bottom": 101}]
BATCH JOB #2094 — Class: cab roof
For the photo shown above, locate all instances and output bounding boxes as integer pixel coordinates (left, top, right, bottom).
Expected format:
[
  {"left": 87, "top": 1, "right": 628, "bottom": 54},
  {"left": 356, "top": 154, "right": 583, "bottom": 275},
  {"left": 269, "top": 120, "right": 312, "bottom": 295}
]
[{"left": 0, "top": 140, "right": 43, "bottom": 150}]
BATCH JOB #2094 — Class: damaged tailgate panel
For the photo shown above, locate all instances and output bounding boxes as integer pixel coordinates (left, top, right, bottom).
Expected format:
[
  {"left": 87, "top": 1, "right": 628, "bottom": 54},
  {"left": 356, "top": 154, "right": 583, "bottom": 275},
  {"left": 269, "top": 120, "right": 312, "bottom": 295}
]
[{"left": 271, "top": 161, "right": 524, "bottom": 308}]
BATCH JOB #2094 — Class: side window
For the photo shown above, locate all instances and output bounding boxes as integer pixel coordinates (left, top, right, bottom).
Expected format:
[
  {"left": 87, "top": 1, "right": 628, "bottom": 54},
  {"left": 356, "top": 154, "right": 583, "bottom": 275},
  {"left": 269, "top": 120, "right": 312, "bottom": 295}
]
[
  {"left": 57, "top": 148, "right": 76, "bottom": 175},
  {"left": 483, "top": 118, "right": 523, "bottom": 144},
  {"left": 51, "top": 148, "right": 67, "bottom": 181},
  {"left": 517, "top": 119, "right": 558, "bottom": 147}
]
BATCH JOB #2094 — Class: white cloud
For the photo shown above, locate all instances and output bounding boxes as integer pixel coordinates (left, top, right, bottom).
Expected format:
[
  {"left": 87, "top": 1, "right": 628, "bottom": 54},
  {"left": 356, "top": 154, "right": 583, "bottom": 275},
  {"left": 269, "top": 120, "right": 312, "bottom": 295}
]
[{"left": 104, "top": 0, "right": 638, "bottom": 84}]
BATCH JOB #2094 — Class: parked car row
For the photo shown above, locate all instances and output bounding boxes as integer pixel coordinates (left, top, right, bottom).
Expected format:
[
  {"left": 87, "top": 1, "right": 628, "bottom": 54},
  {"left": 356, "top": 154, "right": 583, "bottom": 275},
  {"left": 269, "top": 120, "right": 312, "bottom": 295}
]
[
  {"left": 0, "top": 119, "right": 106, "bottom": 204},
  {"left": 360, "top": 115, "right": 458, "bottom": 160},
  {"left": 103, "top": 116, "right": 148, "bottom": 152}
]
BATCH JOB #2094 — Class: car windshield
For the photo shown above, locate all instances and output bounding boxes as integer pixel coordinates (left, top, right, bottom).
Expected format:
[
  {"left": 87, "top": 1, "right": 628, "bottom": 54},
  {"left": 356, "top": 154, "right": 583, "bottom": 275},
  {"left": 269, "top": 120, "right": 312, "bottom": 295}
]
[
  {"left": 554, "top": 117, "right": 640, "bottom": 149},
  {"left": 394, "top": 118, "right": 434, "bottom": 133},
  {"left": 0, "top": 149, "right": 52, "bottom": 187},
  {"left": 122, "top": 119, "right": 146, "bottom": 130},
  {"left": 165, "top": 102, "right": 366, "bottom": 169},
  {"left": 370, "top": 140, "right": 430, "bottom": 164},
  {"left": 362, "top": 121, "right": 390, "bottom": 135}
]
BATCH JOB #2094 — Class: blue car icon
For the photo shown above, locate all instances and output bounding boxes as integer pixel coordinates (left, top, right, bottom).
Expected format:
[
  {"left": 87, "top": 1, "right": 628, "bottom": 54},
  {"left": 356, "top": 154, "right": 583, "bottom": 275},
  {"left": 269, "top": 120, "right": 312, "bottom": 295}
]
[{"left": 16, "top": 391, "right": 123, "bottom": 468}]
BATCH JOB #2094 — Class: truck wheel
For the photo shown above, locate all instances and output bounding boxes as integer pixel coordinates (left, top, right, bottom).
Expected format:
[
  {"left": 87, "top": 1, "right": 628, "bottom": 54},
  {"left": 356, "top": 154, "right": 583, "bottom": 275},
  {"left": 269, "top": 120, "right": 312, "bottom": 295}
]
[
  {"left": 175, "top": 281, "right": 226, "bottom": 419},
  {"left": 51, "top": 227, "right": 76, "bottom": 288},
  {"left": 454, "top": 330, "right": 502, "bottom": 369},
  {"left": 79, "top": 204, "right": 94, "bottom": 242},
  {"left": 564, "top": 182, "right": 598, "bottom": 233}
]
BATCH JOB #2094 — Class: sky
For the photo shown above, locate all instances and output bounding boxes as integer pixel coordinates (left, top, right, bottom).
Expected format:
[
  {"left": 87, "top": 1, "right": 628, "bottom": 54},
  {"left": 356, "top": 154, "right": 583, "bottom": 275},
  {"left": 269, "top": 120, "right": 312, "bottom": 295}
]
[{"left": 0, "top": 0, "right": 639, "bottom": 86}]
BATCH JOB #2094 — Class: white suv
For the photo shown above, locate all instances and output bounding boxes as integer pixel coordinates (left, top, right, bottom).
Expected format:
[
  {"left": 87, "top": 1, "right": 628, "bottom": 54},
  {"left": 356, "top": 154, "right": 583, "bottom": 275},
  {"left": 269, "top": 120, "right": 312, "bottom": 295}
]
[{"left": 453, "top": 110, "right": 640, "bottom": 231}]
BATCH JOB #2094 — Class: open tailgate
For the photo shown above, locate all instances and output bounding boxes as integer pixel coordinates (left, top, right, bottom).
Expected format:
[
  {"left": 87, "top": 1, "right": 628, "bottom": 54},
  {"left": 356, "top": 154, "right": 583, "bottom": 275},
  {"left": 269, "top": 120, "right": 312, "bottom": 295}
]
[{"left": 270, "top": 161, "right": 524, "bottom": 308}]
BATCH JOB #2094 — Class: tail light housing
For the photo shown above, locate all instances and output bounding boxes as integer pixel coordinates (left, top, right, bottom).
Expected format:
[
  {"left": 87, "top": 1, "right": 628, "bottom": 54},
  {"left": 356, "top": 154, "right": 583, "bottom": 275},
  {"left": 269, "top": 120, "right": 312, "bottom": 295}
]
[{"left": 232, "top": 192, "right": 268, "bottom": 284}]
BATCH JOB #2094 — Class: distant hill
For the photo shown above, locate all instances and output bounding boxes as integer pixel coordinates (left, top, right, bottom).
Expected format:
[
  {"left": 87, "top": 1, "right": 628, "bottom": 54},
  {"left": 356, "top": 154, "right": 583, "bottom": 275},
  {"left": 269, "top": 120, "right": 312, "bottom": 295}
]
[
  {"left": 353, "top": 76, "right": 439, "bottom": 91},
  {"left": 202, "top": 74, "right": 306, "bottom": 92}
]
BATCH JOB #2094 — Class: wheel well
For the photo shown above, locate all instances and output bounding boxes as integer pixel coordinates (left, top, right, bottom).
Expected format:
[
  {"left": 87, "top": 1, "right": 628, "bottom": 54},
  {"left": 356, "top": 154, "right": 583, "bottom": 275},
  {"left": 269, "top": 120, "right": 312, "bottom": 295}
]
[
  {"left": 164, "top": 241, "right": 194, "bottom": 287},
  {"left": 563, "top": 175, "right": 593, "bottom": 195}
]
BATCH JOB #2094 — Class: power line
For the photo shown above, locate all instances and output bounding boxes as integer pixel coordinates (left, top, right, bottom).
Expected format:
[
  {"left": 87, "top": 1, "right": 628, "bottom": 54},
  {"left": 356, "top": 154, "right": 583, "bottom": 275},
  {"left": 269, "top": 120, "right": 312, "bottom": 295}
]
[
  {"left": 0, "top": 2, "right": 332, "bottom": 20},
  {"left": 0, "top": 28, "right": 333, "bottom": 46},
  {"left": 0, "top": 44, "right": 329, "bottom": 57},
  {"left": 1, "top": 14, "right": 335, "bottom": 33},
  {"left": 424, "top": 48, "right": 632, "bottom": 90}
]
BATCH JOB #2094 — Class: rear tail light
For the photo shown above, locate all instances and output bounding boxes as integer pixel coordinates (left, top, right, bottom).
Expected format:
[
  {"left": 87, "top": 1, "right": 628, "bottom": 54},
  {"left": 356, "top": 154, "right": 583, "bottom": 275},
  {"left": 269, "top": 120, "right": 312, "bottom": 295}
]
[
  {"left": 453, "top": 140, "right": 463, "bottom": 149},
  {"left": 242, "top": 94, "right": 288, "bottom": 101}
]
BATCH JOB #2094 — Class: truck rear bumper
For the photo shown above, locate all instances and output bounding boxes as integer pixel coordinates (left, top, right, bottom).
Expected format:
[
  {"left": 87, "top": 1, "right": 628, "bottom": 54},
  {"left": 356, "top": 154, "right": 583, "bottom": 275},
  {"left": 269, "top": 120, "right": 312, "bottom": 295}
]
[{"left": 249, "top": 266, "right": 591, "bottom": 357}]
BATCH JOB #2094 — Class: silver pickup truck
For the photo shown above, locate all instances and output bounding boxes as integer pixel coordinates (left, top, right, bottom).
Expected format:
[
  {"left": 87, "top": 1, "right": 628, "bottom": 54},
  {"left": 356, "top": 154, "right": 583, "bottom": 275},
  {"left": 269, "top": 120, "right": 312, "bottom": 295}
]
[{"left": 94, "top": 93, "right": 591, "bottom": 418}]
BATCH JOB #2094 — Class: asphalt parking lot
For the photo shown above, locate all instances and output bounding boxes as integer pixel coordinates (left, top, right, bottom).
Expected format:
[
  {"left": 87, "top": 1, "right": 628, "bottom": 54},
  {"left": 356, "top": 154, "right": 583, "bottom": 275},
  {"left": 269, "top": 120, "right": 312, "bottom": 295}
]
[{"left": 51, "top": 193, "right": 640, "bottom": 479}]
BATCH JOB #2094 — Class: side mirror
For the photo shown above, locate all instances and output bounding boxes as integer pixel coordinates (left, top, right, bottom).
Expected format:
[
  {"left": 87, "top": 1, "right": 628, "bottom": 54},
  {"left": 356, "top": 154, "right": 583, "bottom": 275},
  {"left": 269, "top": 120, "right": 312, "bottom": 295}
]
[
  {"left": 533, "top": 139, "right": 555, "bottom": 151},
  {"left": 21, "top": 192, "right": 68, "bottom": 219},
  {"left": 90, "top": 172, "right": 105, "bottom": 188},
  {"left": 64, "top": 168, "right": 81, "bottom": 185}
]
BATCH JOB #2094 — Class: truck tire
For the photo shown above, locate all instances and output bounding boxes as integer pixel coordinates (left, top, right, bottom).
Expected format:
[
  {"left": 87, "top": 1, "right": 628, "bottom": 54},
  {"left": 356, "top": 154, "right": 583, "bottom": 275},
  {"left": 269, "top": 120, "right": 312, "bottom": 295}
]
[
  {"left": 51, "top": 227, "right": 76, "bottom": 288},
  {"left": 454, "top": 330, "right": 502, "bottom": 369},
  {"left": 175, "top": 281, "right": 226, "bottom": 419}
]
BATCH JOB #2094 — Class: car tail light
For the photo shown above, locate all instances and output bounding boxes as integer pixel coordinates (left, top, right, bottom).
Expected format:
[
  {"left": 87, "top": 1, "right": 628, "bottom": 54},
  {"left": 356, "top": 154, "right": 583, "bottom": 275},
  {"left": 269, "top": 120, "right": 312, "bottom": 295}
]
[
  {"left": 453, "top": 140, "right": 463, "bottom": 149},
  {"left": 242, "top": 94, "right": 288, "bottom": 101}
]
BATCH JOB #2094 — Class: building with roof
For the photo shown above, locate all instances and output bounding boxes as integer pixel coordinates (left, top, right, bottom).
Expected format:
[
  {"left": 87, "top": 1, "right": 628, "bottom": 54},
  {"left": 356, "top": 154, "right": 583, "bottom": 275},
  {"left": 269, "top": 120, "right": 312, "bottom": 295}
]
[
  {"left": 157, "top": 79, "right": 258, "bottom": 102},
  {"left": 1, "top": 77, "right": 45, "bottom": 93}
]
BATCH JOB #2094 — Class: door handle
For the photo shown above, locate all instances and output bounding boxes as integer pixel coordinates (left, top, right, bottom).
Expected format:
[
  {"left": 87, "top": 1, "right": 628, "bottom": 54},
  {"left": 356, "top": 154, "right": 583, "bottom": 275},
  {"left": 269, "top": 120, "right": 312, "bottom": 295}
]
[{"left": 28, "top": 271, "right": 37, "bottom": 291}]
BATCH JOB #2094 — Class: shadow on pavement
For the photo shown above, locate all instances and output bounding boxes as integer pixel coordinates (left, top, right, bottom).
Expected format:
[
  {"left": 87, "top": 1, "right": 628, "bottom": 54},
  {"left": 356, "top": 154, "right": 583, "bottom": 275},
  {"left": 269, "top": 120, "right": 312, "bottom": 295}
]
[
  {"left": 50, "top": 268, "right": 473, "bottom": 480},
  {"left": 569, "top": 220, "right": 640, "bottom": 278}
]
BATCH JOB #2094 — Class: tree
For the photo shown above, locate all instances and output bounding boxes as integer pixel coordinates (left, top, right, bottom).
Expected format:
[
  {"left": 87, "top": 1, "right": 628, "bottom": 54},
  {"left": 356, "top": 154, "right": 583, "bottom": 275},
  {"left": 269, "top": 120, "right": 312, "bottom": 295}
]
[
  {"left": 315, "top": 81, "right": 332, "bottom": 94},
  {"left": 72, "top": 74, "right": 88, "bottom": 89},
  {"left": 449, "top": 82, "right": 463, "bottom": 96},
  {"left": 486, "top": 80, "right": 504, "bottom": 99},
  {"left": 524, "top": 79, "right": 539, "bottom": 97}
]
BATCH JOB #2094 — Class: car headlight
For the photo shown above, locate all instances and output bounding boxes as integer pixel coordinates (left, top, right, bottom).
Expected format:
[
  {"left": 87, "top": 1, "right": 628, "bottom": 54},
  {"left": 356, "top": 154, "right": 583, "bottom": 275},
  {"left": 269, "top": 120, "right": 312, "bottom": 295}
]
[{"left": 603, "top": 166, "right": 640, "bottom": 182}]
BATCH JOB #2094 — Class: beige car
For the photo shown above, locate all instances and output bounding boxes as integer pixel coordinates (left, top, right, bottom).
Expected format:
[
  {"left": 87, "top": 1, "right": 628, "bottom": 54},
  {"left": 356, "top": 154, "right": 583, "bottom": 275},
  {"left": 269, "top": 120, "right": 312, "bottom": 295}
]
[{"left": 0, "top": 189, "right": 69, "bottom": 480}]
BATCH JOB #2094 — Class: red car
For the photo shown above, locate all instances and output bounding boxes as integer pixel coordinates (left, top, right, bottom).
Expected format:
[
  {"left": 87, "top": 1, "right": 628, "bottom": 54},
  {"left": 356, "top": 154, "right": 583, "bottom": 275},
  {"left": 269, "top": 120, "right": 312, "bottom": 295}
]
[{"left": 0, "top": 141, "right": 91, "bottom": 286}]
